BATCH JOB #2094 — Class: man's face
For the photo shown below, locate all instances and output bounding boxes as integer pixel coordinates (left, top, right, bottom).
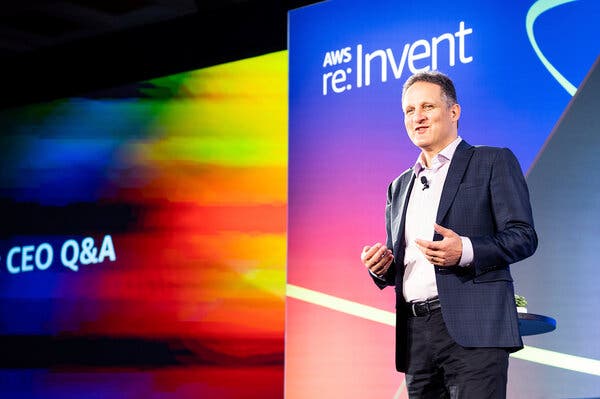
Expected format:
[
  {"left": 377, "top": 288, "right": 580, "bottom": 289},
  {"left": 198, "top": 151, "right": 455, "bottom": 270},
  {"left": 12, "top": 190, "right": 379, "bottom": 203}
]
[{"left": 402, "top": 81, "right": 460, "bottom": 154}]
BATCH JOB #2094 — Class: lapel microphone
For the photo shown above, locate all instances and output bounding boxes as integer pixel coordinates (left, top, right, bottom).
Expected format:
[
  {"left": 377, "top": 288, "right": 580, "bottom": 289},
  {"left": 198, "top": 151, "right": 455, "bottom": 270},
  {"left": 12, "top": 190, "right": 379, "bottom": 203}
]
[{"left": 420, "top": 175, "right": 430, "bottom": 190}]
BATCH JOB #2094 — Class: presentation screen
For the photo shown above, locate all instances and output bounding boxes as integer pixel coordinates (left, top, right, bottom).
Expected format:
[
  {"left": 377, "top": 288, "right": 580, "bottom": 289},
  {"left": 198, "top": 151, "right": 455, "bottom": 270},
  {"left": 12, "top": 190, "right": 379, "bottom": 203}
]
[
  {"left": 0, "top": 51, "right": 287, "bottom": 399},
  {"left": 286, "top": 0, "right": 600, "bottom": 397}
]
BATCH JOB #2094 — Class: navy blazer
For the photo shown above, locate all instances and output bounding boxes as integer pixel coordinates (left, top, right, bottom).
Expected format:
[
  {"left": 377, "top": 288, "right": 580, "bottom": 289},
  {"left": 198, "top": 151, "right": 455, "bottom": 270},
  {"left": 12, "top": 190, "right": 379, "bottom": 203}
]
[{"left": 372, "top": 140, "right": 537, "bottom": 372}]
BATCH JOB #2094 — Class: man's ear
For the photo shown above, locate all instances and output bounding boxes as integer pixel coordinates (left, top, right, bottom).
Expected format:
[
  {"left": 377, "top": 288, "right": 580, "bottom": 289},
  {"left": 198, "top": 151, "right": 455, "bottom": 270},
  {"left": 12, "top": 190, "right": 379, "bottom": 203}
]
[{"left": 451, "top": 103, "right": 461, "bottom": 122}]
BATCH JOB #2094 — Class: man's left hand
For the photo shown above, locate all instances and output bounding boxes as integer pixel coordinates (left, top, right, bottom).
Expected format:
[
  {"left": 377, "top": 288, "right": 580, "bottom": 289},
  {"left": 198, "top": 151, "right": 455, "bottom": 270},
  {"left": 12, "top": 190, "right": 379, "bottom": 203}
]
[{"left": 415, "top": 223, "right": 462, "bottom": 266}]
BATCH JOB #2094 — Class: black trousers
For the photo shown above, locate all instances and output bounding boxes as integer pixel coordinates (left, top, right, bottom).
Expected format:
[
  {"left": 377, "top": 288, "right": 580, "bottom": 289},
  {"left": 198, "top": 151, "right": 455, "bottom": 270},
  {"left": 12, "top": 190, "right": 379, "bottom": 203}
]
[{"left": 405, "top": 308, "right": 509, "bottom": 399}]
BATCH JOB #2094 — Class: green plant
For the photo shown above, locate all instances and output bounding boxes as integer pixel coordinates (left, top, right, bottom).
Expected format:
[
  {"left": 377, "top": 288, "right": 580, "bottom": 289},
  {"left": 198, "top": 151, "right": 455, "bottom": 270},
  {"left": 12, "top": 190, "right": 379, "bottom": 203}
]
[{"left": 514, "top": 294, "right": 528, "bottom": 308}]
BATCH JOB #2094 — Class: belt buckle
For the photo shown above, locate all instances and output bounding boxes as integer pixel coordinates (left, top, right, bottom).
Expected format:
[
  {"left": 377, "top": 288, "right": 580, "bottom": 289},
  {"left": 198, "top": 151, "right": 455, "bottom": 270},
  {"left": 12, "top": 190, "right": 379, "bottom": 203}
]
[{"left": 411, "top": 302, "right": 418, "bottom": 317}]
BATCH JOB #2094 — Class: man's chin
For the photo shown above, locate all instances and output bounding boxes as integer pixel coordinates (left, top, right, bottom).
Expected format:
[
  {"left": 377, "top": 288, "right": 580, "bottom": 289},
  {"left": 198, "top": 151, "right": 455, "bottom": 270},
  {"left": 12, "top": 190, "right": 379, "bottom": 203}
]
[{"left": 411, "top": 138, "right": 431, "bottom": 149}]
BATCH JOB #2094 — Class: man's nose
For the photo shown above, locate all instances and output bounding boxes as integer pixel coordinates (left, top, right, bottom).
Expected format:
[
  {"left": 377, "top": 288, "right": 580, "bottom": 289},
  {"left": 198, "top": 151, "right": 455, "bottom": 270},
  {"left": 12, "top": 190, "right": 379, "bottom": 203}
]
[{"left": 413, "top": 109, "right": 426, "bottom": 123}]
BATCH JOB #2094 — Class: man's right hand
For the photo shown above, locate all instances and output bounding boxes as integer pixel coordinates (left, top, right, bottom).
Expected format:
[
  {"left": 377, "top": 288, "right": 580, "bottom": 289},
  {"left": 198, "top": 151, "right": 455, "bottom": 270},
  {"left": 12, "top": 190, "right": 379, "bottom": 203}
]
[{"left": 361, "top": 243, "right": 394, "bottom": 277}]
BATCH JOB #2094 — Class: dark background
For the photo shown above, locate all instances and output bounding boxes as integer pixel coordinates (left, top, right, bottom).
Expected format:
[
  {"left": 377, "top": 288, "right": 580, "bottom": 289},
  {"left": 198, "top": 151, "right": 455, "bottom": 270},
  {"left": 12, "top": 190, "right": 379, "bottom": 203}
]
[{"left": 0, "top": 0, "right": 321, "bottom": 109}]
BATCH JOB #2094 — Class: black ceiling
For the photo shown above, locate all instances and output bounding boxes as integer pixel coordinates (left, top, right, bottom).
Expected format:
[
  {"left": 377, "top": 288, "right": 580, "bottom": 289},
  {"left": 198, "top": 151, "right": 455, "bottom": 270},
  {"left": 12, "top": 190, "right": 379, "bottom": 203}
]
[{"left": 0, "top": 0, "right": 322, "bottom": 109}]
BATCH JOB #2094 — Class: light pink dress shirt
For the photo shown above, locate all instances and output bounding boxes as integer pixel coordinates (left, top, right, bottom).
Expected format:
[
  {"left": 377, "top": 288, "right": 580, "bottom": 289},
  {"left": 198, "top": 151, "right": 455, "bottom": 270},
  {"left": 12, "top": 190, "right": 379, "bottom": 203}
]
[{"left": 402, "top": 137, "right": 473, "bottom": 302}]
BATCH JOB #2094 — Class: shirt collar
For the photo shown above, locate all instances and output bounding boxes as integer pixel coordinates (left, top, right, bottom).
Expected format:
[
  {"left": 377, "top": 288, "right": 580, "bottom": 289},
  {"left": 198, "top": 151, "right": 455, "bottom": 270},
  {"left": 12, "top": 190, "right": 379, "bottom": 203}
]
[{"left": 413, "top": 136, "right": 463, "bottom": 176}]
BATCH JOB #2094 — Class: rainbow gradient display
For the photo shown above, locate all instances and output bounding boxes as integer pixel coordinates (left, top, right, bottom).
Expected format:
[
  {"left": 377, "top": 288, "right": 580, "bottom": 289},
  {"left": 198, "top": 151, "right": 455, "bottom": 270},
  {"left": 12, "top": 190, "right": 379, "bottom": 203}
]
[{"left": 0, "top": 51, "right": 287, "bottom": 398}]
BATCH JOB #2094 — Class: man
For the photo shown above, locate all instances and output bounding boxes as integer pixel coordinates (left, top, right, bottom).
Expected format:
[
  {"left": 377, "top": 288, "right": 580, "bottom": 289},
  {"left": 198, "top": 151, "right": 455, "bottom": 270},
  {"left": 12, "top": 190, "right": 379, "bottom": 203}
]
[{"left": 360, "top": 71, "right": 537, "bottom": 398}]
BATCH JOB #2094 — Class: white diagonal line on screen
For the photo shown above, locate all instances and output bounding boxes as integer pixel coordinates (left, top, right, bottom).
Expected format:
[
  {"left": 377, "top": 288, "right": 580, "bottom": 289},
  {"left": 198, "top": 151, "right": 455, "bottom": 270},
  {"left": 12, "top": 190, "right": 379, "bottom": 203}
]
[{"left": 287, "top": 283, "right": 600, "bottom": 377}]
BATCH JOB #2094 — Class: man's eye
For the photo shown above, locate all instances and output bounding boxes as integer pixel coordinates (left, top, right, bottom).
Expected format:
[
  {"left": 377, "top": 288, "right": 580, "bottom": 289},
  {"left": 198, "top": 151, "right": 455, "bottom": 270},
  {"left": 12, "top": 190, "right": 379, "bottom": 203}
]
[
  {"left": 424, "top": 104, "right": 434, "bottom": 110},
  {"left": 405, "top": 109, "right": 414, "bottom": 115}
]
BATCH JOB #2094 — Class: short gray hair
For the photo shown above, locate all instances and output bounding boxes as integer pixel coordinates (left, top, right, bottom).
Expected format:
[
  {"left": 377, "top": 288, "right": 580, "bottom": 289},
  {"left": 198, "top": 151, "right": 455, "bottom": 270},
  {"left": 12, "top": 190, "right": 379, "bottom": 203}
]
[{"left": 402, "top": 71, "right": 458, "bottom": 107}]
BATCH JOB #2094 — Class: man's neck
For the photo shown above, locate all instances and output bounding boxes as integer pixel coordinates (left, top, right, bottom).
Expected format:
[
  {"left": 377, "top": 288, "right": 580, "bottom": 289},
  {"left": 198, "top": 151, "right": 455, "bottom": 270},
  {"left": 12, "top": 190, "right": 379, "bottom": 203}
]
[{"left": 420, "top": 136, "right": 460, "bottom": 167}]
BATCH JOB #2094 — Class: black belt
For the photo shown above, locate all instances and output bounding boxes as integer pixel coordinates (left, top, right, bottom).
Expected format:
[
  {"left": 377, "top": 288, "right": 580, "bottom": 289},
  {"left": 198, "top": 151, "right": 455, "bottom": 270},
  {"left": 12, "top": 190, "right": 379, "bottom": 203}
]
[{"left": 406, "top": 297, "right": 441, "bottom": 317}]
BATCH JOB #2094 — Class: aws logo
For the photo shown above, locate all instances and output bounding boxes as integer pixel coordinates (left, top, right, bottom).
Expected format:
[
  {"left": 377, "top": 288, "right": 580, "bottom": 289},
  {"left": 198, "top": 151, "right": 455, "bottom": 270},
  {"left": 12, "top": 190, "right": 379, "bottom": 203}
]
[
  {"left": 322, "top": 47, "right": 352, "bottom": 67},
  {"left": 320, "top": 21, "right": 474, "bottom": 96}
]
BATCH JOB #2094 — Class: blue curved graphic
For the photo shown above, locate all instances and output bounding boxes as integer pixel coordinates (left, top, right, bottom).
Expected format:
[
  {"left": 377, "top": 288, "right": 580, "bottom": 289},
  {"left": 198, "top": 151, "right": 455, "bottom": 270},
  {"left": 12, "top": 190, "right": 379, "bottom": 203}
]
[{"left": 526, "top": 0, "right": 578, "bottom": 95}]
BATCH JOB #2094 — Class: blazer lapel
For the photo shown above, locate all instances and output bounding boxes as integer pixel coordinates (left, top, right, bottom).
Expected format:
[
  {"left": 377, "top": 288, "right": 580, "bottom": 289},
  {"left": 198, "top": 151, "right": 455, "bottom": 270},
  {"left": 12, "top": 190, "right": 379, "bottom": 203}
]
[
  {"left": 393, "top": 172, "right": 416, "bottom": 255},
  {"left": 435, "top": 140, "right": 474, "bottom": 226}
]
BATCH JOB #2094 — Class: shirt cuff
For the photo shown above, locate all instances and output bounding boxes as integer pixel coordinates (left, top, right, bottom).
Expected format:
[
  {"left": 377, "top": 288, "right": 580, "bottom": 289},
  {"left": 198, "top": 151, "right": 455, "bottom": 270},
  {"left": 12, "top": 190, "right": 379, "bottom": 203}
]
[
  {"left": 369, "top": 269, "right": 386, "bottom": 280},
  {"left": 458, "top": 236, "right": 473, "bottom": 267}
]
